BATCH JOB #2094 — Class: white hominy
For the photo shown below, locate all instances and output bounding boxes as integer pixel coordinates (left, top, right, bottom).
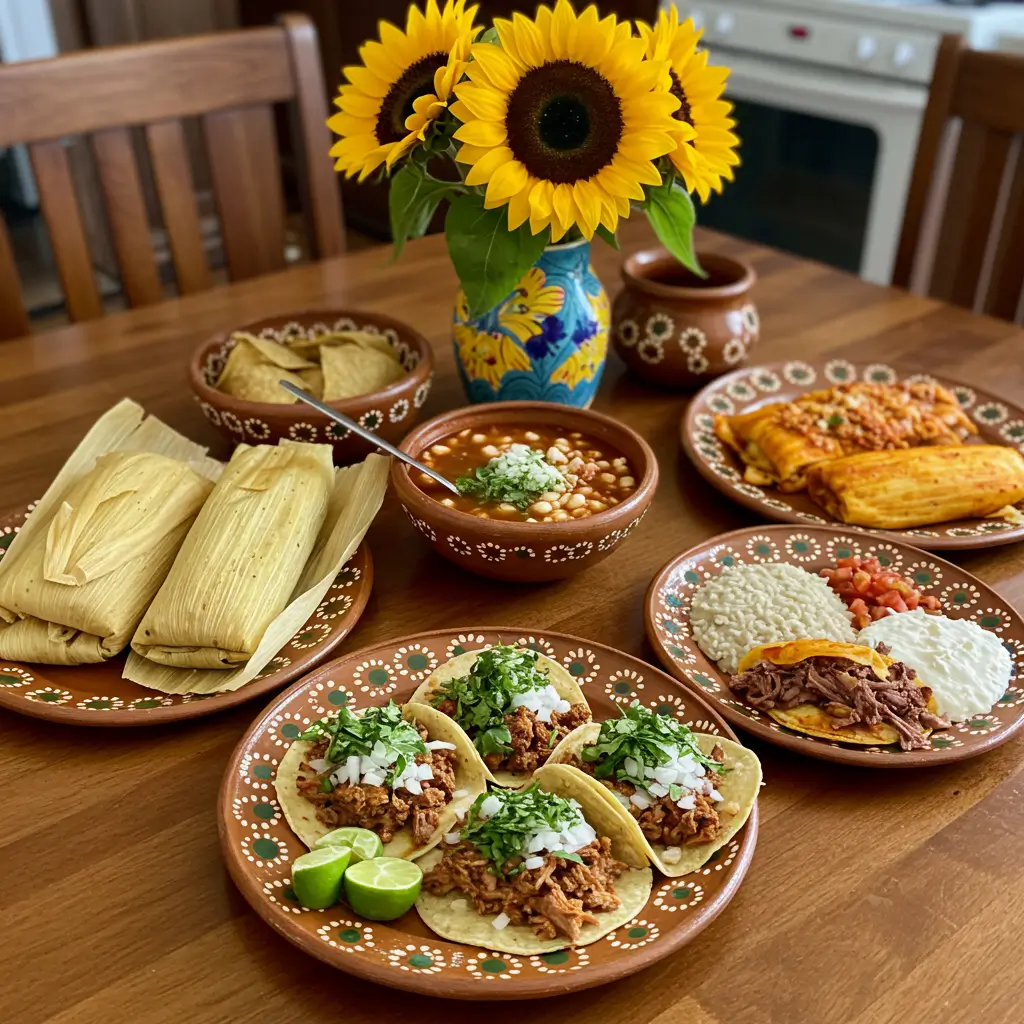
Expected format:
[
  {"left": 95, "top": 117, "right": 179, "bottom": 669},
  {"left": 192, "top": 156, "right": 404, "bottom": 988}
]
[{"left": 690, "top": 563, "right": 856, "bottom": 674}]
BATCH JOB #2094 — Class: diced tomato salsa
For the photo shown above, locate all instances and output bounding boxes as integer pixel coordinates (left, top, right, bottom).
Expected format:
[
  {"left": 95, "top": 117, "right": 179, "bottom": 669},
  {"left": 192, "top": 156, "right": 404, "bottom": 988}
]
[{"left": 820, "top": 555, "right": 941, "bottom": 629}]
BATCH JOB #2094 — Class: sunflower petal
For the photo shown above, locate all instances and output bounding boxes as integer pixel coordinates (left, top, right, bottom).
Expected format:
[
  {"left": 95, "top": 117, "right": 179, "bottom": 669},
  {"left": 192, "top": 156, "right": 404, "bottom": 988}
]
[
  {"left": 453, "top": 82, "right": 508, "bottom": 121},
  {"left": 529, "top": 179, "right": 555, "bottom": 234},
  {"left": 468, "top": 43, "right": 521, "bottom": 92},
  {"left": 463, "top": 144, "right": 514, "bottom": 186},
  {"left": 506, "top": 183, "right": 533, "bottom": 231},
  {"left": 510, "top": 11, "right": 545, "bottom": 67},
  {"left": 337, "top": 90, "right": 382, "bottom": 118},
  {"left": 360, "top": 40, "right": 403, "bottom": 81},
  {"left": 342, "top": 65, "right": 389, "bottom": 97},
  {"left": 453, "top": 119, "right": 508, "bottom": 146},
  {"left": 485, "top": 159, "right": 530, "bottom": 205}
]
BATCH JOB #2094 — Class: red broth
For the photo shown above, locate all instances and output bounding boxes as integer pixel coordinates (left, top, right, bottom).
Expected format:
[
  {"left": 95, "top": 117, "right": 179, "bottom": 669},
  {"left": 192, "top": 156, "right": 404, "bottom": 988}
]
[{"left": 415, "top": 425, "right": 637, "bottom": 522}]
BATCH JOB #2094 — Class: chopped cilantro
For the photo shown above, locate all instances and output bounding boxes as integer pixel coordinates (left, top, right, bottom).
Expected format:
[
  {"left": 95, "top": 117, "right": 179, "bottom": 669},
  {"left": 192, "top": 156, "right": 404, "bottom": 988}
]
[
  {"left": 455, "top": 444, "right": 564, "bottom": 511},
  {"left": 580, "top": 701, "right": 725, "bottom": 793},
  {"left": 432, "top": 644, "right": 551, "bottom": 757},
  {"left": 827, "top": 413, "right": 845, "bottom": 428},
  {"left": 298, "top": 700, "right": 426, "bottom": 787},
  {"left": 460, "top": 783, "right": 584, "bottom": 875}
]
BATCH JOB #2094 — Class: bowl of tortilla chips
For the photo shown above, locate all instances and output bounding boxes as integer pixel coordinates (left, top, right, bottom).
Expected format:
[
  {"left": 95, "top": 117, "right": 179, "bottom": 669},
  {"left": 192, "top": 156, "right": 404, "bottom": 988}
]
[{"left": 189, "top": 309, "right": 434, "bottom": 463}]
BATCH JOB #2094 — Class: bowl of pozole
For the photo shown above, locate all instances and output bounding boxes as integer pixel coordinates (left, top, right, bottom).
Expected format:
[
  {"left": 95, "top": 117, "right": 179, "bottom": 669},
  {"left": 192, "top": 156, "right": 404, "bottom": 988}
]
[{"left": 392, "top": 401, "right": 658, "bottom": 581}]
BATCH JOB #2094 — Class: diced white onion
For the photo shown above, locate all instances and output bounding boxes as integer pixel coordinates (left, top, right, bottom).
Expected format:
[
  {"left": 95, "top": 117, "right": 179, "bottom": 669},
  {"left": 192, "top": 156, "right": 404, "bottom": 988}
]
[
  {"left": 308, "top": 758, "right": 331, "bottom": 773},
  {"left": 404, "top": 778, "right": 422, "bottom": 795},
  {"left": 415, "top": 763, "right": 434, "bottom": 781},
  {"left": 709, "top": 788, "right": 723, "bottom": 802},
  {"left": 362, "top": 771, "right": 385, "bottom": 787},
  {"left": 612, "top": 792, "right": 630, "bottom": 809},
  {"left": 630, "top": 791, "right": 652, "bottom": 810},
  {"left": 624, "top": 757, "right": 638, "bottom": 778},
  {"left": 510, "top": 683, "right": 571, "bottom": 725},
  {"left": 479, "top": 795, "right": 502, "bottom": 820},
  {"left": 660, "top": 846, "right": 682, "bottom": 865},
  {"left": 491, "top": 913, "right": 511, "bottom": 931},
  {"left": 653, "top": 767, "right": 676, "bottom": 786},
  {"left": 648, "top": 782, "right": 669, "bottom": 798},
  {"left": 346, "top": 756, "right": 361, "bottom": 786},
  {"left": 444, "top": 832, "right": 461, "bottom": 844},
  {"left": 676, "top": 794, "right": 696, "bottom": 811},
  {"left": 523, "top": 856, "right": 544, "bottom": 870},
  {"left": 425, "top": 740, "right": 456, "bottom": 751}
]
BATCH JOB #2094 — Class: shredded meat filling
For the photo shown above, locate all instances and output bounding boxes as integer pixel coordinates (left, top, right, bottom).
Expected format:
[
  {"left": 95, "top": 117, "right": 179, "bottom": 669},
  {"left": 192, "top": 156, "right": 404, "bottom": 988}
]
[
  {"left": 296, "top": 724, "right": 457, "bottom": 845},
  {"left": 422, "top": 837, "right": 627, "bottom": 942},
  {"left": 436, "top": 700, "right": 591, "bottom": 773},
  {"left": 568, "top": 746, "right": 727, "bottom": 848},
  {"left": 730, "top": 650, "right": 950, "bottom": 751}
]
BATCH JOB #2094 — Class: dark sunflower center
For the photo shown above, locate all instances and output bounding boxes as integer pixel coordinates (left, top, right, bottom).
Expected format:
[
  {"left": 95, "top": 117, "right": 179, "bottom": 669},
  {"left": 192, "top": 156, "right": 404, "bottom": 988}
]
[
  {"left": 375, "top": 51, "right": 446, "bottom": 144},
  {"left": 669, "top": 70, "right": 693, "bottom": 125},
  {"left": 506, "top": 60, "right": 623, "bottom": 183}
]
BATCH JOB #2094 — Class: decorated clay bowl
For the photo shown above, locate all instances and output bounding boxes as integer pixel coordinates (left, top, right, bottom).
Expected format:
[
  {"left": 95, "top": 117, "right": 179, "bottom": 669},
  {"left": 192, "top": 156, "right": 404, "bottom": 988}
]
[
  {"left": 611, "top": 248, "right": 759, "bottom": 389},
  {"left": 189, "top": 309, "right": 435, "bottom": 464},
  {"left": 392, "top": 401, "right": 658, "bottom": 582}
]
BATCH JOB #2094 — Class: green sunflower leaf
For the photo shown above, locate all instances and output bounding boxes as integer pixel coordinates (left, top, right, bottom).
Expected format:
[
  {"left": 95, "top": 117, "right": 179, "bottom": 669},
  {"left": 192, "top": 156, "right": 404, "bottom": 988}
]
[
  {"left": 389, "top": 163, "right": 460, "bottom": 262},
  {"left": 595, "top": 224, "right": 620, "bottom": 250},
  {"left": 478, "top": 26, "right": 499, "bottom": 44},
  {"left": 644, "top": 180, "right": 706, "bottom": 279},
  {"left": 445, "top": 193, "right": 549, "bottom": 318}
]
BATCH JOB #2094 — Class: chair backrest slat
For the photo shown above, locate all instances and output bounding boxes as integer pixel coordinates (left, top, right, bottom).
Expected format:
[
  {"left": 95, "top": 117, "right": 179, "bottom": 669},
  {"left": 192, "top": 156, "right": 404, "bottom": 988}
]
[
  {"left": 145, "top": 118, "right": 212, "bottom": 295},
  {"left": 91, "top": 127, "right": 164, "bottom": 308},
  {"left": 895, "top": 34, "right": 1024, "bottom": 320},
  {"left": 203, "top": 105, "right": 288, "bottom": 281},
  {"left": 29, "top": 139, "right": 103, "bottom": 323},
  {"left": 0, "top": 218, "right": 29, "bottom": 341},
  {"left": 0, "top": 15, "right": 343, "bottom": 334}
]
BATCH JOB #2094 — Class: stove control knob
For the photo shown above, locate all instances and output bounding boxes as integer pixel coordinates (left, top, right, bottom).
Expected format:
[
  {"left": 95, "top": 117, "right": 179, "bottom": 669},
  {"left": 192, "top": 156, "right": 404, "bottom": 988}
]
[
  {"left": 714, "top": 11, "right": 735, "bottom": 36},
  {"left": 855, "top": 35, "right": 877, "bottom": 62},
  {"left": 893, "top": 41, "right": 915, "bottom": 68}
]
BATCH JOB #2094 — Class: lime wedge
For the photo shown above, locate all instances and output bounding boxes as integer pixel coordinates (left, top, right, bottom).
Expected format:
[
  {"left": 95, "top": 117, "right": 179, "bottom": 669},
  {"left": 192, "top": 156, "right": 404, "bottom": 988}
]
[
  {"left": 290, "top": 846, "right": 351, "bottom": 910},
  {"left": 343, "top": 857, "right": 422, "bottom": 922},
  {"left": 315, "top": 826, "right": 384, "bottom": 863}
]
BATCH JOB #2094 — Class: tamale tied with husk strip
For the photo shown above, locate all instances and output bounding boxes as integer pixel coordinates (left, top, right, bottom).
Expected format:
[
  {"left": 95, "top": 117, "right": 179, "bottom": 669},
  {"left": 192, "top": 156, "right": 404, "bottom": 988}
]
[
  {"left": 0, "top": 400, "right": 220, "bottom": 665},
  {"left": 125, "top": 448, "right": 389, "bottom": 694}
]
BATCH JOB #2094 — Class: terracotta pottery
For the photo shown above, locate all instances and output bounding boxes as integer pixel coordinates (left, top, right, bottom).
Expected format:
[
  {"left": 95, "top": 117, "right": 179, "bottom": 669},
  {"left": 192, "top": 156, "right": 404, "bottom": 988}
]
[
  {"left": 611, "top": 248, "right": 759, "bottom": 389},
  {"left": 189, "top": 309, "right": 435, "bottom": 464},
  {"left": 391, "top": 401, "right": 658, "bottom": 582},
  {"left": 645, "top": 525, "right": 1024, "bottom": 767},
  {"left": 218, "top": 628, "right": 758, "bottom": 999}
]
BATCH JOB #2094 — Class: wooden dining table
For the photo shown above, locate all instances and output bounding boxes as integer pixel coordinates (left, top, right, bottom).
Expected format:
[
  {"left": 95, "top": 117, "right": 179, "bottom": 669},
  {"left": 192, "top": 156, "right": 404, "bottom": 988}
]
[{"left": 3, "top": 219, "right": 1023, "bottom": 1024}]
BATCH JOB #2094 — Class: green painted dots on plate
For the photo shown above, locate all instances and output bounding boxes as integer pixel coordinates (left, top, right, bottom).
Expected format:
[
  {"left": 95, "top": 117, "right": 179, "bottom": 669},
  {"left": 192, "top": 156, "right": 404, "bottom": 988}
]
[
  {"left": 693, "top": 673, "right": 714, "bottom": 689},
  {"left": 407, "top": 953, "right": 433, "bottom": 968},
  {"left": 655, "top": 703, "right": 675, "bottom": 717},
  {"left": 541, "top": 951, "right": 569, "bottom": 965},
  {"left": 0, "top": 534, "right": 14, "bottom": 551},
  {"left": 792, "top": 541, "right": 808, "bottom": 553},
  {"left": 755, "top": 543, "right": 771, "bottom": 555},
  {"left": 720, "top": 555, "right": 736, "bottom": 567},
  {"left": 368, "top": 668, "right": 390, "bottom": 687},
  {"left": 931, "top": 736, "right": 954, "bottom": 749},
  {"left": 613, "top": 682, "right": 632, "bottom": 695},
  {"left": 280, "top": 722, "right": 301, "bottom": 739},
  {"left": 253, "top": 803, "right": 276, "bottom": 820},
  {"left": 668, "top": 646, "right": 686, "bottom": 659},
  {"left": 133, "top": 698, "right": 162, "bottom": 709},
  {"left": 338, "top": 928, "right": 361, "bottom": 943},
  {"left": 37, "top": 692, "right": 62, "bottom": 703},
  {"left": 0, "top": 674, "right": 21, "bottom": 686},
  {"left": 951, "top": 591, "right": 969, "bottom": 605},
  {"left": 672, "top": 887, "right": 692, "bottom": 900},
  {"left": 683, "top": 570, "right": 700, "bottom": 584},
  {"left": 568, "top": 661, "right": 585, "bottom": 677},
  {"left": 283, "top": 886, "right": 298, "bottom": 902},
  {"left": 666, "top": 594, "right": 683, "bottom": 608},
  {"left": 627, "top": 926, "right": 648, "bottom": 939},
  {"left": 663, "top": 618, "right": 679, "bottom": 634},
  {"left": 480, "top": 959, "right": 507, "bottom": 974},
  {"left": 452, "top": 645, "right": 466, "bottom": 656},
  {"left": 84, "top": 699, "right": 111, "bottom": 710},
  {"left": 327, "top": 690, "right": 348, "bottom": 706},
  {"left": 251, "top": 838, "right": 279, "bottom": 860},
  {"left": 875, "top": 553, "right": 891, "bottom": 566},
  {"left": 968, "top": 719, "right": 990, "bottom": 729},
  {"left": 913, "top": 570, "right": 933, "bottom": 585},
  {"left": 836, "top": 546, "right": 852, "bottom": 559},
  {"left": 407, "top": 653, "right": 429, "bottom": 671},
  {"left": 981, "top": 615, "right": 1002, "bottom": 629},
  {"left": 253, "top": 764, "right": 273, "bottom": 780},
  {"left": 515, "top": 548, "right": 531, "bottom": 559}
]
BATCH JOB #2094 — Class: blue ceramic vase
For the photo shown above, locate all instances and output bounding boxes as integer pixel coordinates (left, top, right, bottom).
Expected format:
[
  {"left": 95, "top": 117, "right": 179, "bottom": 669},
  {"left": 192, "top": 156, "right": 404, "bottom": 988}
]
[{"left": 452, "top": 239, "right": 609, "bottom": 406}]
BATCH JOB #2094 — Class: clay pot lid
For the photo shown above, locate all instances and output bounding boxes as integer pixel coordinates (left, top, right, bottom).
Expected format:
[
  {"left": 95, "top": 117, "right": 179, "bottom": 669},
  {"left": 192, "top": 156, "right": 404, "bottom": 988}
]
[{"left": 622, "top": 247, "right": 755, "bottom": 301}]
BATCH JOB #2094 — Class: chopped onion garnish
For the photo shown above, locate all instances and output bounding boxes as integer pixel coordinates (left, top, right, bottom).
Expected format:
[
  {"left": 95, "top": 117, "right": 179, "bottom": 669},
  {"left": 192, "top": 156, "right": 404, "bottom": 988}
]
[
  {"left": 444, "top": 832, "right": 461, "bottom": 844},
  {"left": 479, "top": 795, "right": 502, "bottom": 820},
  {"left": 491, "top": 912, "right": 511, "bottom": 931},
  {"left": 660, "top": 847, "right": 682, "bottom": 865},
  {"left": 630, "top": 791, "right": 652, "bottom": 810},
  {"left": 425, "top": 740, "right": 457, "bottom": 751},
  {"left": 523, "top": 856, "right": 544, "bottom": 870},
  {"left": 362, "top": 771, "right": 385, "bottom": 788},
  {"left": 404, "top": 778, "right": 422, "bottom": 795},
  {"left": 308, "top": 758, "right": 331, "bottom": 773}
]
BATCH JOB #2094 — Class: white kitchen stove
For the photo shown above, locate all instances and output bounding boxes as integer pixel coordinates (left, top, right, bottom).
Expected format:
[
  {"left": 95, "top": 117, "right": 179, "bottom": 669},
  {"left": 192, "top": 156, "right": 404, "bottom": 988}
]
[{"left": 666, "top": 0, "right": 1024, "bottom": 282}]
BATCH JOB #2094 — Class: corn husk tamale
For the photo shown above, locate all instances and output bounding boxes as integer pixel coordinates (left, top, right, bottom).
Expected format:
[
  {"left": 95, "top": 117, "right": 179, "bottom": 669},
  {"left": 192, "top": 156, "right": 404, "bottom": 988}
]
[
  {"left": 124, "top": 450, "right": 388, "bottom": 693},
  {"left": 0, "top": 400, "right": 220, "bottom": 664}
]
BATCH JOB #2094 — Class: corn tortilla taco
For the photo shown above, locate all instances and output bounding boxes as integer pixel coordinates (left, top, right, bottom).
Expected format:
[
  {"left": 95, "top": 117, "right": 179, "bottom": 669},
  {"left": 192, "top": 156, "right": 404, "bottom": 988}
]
[
  {"left": 275, "top": 701, "right": 487, "bottom": 859},
  {"left": 409, "top": 644, "right": 591, "bottom": 787},
  {"left": 415, "top": 763, "right": 652, "bottom": 955},
  {"left": 730, "top": 639, "right": 950, "bottom": 750},
  {"left": 546, "top": 703, "right": 761, "bottom": 877}
]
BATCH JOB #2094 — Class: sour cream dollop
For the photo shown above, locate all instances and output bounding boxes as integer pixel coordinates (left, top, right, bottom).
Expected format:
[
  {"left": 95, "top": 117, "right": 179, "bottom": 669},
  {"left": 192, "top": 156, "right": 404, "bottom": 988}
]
[{"left": 859, "top": 609, "right": 1012, "bottom": 722}]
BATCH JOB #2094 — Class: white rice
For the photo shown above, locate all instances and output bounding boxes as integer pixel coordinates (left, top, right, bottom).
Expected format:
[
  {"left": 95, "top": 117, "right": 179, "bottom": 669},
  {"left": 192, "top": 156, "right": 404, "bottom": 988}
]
[{"left": 690, "top": 562, "right": 856, "bottom": 674}]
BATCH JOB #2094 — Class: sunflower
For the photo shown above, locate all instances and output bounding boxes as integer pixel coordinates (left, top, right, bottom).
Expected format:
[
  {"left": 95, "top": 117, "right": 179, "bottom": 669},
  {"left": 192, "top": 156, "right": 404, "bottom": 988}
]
[
  {"left": 637, "top": 7, "right": 740, "bottom": 202},
  {"left": 450, "top": 0, "right": 679, "bottom": 240},
  {"left": 498, "top": 266, "right": 565, "bottom": 342},
  {"left": 329, "top": 0, "right": 479, "bottom": 181}
]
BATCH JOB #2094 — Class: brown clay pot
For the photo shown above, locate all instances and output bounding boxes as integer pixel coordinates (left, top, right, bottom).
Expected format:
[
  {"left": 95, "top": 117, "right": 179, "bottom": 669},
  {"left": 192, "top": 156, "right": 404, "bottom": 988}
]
[
  {"left": 611, "top": 248, "right": 759, "bottom": 389},
  {"left": 189, "top": 309, "right": 434, "bottom": 464},
  {"left": 392, "top": 401, "right": 658, "bottom": 582}
]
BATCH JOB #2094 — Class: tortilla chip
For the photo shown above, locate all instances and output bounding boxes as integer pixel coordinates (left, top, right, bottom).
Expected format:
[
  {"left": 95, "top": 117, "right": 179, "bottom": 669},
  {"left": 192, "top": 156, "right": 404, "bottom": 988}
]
[
  {"left": 548, "top": 733, "right": 761, "bottom": 877},
  {"left": 415, "top": 763, "right": 652, "bottom": 955},
  {"left": 408, "top": 648, "right": 592, "bottom": 788},
  {"left": 298, "top": 367, "right": 324, "bottom": 400},
  {"left": 231, "top": 333, "right": 316, "bottom": 370},
  {"left": 274, "top": 703, "right": 488, "bottom": 859},
  {"left": 287, "top": 329, "right": 399, "bottom": 360},
  {"left": 320, "top": 343, "right": 405, "bottom": 401},
  {"left": 219, "top": 362, "right": 304, "bottom": 404}
]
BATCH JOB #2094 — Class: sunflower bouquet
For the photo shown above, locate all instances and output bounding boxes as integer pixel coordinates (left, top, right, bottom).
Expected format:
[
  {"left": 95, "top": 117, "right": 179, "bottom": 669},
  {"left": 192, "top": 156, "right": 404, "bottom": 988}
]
[{"left": 329, "top": 0, "right": 738, "bottom": 319}]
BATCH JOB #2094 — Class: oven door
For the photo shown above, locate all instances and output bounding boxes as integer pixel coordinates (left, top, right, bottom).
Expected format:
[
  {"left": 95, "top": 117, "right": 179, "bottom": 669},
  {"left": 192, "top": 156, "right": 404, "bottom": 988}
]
[{"left": 698, "top": 51, "right": 928, "bottom": 284}]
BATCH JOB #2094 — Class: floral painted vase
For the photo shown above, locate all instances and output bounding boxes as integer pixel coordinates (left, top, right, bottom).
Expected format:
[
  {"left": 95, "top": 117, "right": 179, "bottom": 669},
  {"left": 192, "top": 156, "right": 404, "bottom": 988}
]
[{"left": 452, "top": 239, "right": 609, "bottom": 407}]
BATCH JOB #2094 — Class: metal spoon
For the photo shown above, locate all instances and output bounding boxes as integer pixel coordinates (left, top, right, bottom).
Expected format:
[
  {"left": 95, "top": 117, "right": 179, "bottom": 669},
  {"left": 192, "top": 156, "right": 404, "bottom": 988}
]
[{"left": 279, "top": 380, "right": 462, "bottom": 496}]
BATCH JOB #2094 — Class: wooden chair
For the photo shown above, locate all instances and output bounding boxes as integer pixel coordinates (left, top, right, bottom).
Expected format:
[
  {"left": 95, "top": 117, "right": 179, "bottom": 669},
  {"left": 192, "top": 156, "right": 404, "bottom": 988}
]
[
  {"left": 894, "top": 34, "right": 1024, "bottom": 321},
  {"left": 0, "top": 13, "right": 344, "bottom": 341}
]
